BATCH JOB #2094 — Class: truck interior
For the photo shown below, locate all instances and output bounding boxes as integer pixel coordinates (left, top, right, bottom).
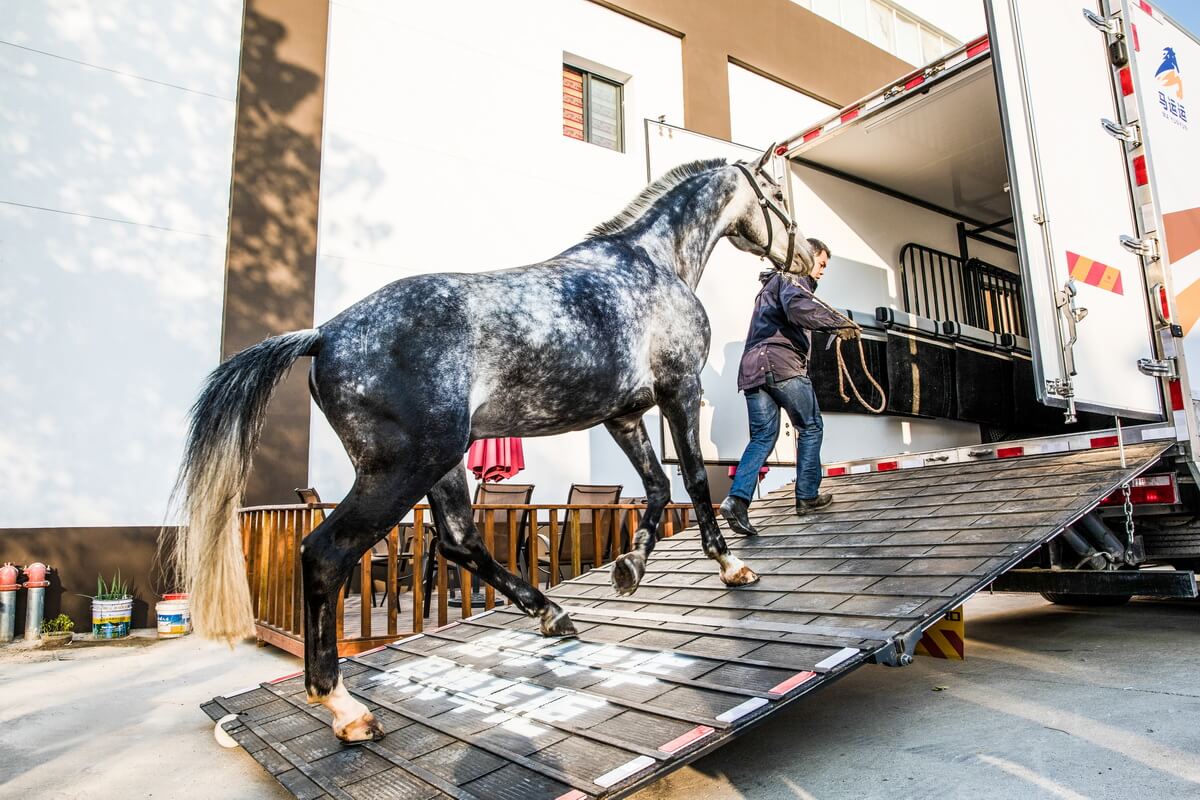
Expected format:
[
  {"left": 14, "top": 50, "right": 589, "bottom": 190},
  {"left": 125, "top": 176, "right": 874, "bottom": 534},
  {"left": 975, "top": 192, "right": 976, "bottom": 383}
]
[{"left": 785, "top": 46, "right": 1146, "bottom": 438}]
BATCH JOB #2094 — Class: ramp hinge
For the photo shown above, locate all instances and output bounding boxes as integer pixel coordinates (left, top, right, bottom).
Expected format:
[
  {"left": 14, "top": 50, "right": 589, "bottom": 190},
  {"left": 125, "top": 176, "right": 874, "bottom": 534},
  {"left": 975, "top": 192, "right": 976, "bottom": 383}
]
[
  {"left": 1137, "top": 357, "right": 1178, "bottom": 378},
  {"left": 1121, "top": 234, "right": 1160, "bottom": 260},
  {"left": 870, "top": 629, "right": 922, "bottom": 667},
  {"left": 1083, "top": 9, "right": 1122, "bottom": 36},
  {"left": 1101, "top": 118, "right": 1141, "bottom": 147}
]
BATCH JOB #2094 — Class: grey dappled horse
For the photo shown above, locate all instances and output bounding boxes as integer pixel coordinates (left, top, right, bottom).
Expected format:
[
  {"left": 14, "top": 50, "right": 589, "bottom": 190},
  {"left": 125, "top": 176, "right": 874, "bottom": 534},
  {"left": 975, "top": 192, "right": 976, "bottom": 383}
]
[{"left": 169, "top": 149, "right": 813, "bottom": 742}]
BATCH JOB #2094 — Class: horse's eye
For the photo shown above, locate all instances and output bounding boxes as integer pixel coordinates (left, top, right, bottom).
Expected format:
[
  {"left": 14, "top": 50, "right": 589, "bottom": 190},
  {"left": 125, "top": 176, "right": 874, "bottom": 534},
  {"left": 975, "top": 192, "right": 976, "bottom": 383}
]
[{"left": 773, "top": 190, "right": 784, "bottom": 201}]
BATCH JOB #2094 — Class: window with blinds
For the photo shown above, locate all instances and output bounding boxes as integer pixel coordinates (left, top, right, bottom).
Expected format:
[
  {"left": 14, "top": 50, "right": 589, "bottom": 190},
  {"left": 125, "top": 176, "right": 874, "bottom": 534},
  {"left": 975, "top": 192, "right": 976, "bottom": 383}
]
[{"left": 562, "top": 64, "right": 624, "bottom": 152}]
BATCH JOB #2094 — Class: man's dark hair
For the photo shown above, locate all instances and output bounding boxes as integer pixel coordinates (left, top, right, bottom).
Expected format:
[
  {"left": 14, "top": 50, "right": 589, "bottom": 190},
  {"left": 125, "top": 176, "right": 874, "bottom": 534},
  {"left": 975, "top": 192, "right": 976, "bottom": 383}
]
[{"left": 807, "top": 237, "right": 831, "bottom": 258}]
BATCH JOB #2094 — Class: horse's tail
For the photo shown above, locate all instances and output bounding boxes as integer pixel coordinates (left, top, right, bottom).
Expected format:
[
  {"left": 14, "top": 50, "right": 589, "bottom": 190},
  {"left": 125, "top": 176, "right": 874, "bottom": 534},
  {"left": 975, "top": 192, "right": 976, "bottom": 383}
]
[{"left": 164, "top": 328, "right": 321, "bottom": 643}]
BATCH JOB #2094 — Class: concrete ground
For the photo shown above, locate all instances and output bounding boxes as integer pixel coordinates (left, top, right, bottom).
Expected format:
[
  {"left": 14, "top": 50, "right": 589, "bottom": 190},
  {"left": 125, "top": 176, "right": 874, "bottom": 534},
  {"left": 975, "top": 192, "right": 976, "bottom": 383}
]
[{"left": 1, "top": 592, "right": 1197, "bottom": 799}]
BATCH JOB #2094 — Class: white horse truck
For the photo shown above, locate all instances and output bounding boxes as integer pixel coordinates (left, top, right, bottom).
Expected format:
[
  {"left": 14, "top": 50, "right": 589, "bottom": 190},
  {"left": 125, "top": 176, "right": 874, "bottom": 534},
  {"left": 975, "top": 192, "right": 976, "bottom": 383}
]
[
  {"left": 208, "top": 3, "right": 1199, "bottom": 797},
  {"left": 655, "top": 0, "right": 1200, "bottom": 605}
]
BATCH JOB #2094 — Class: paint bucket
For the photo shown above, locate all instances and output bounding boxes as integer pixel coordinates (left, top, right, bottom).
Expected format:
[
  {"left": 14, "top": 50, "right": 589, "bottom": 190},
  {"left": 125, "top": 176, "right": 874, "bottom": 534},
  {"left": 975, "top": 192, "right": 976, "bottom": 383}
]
[
  {"left": 91, "top": 598, "right": 133, "bottom": 639},
  {"left": 156, "top": 598, "right": 191, "bottom": 638}
]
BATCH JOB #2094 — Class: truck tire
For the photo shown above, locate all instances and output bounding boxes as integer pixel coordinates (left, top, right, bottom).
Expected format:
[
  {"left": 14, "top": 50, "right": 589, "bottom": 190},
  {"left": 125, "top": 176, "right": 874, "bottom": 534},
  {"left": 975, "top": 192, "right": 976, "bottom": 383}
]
[{"left": 1040, "top": 592, "right": 1132, "bottom": 606}]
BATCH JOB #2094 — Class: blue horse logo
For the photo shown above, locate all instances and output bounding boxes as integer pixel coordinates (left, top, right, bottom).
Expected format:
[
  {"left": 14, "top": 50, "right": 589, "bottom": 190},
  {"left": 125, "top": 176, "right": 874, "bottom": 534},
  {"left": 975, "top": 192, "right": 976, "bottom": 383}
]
[{"left": 1157, "top": 47, "right": 1184, "bottom": 99}]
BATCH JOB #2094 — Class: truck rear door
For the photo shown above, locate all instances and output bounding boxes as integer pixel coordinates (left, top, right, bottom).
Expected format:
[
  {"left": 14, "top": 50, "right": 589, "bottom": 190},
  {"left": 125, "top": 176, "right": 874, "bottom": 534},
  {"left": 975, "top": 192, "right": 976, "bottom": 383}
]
[
  {"left": 987, "top": 0, "right": 1162, "bottom": 419},
  {"left": 1124, "top": 2, "right": 1200, "bottom": 385}
]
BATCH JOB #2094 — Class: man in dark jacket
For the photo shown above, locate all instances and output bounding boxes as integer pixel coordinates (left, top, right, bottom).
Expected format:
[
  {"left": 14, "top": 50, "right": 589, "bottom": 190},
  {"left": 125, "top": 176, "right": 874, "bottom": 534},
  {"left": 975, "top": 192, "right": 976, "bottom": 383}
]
[{"left": 720, "top": 239, "right": 859, "bottom": 536}]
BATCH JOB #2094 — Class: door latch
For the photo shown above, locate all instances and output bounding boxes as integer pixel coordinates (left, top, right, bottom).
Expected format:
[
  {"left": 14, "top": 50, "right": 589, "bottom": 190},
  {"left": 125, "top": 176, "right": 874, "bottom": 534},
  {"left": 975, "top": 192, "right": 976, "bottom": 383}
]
[
  {"left": 1083, "top": 8, "right": 1120, "bottom": 35},
  {"left": 1101, "top": 118, "right": 1141, "bottom": 147},
  {"left": 1083, "top": 9, "right": 1129, "bottom": 66},
  {"left": 1053, "top": 279, "right": 1088, "bottom": 424},
  {"left": 1120, "top": 234, "right": 1160, "bottom": 260},
  {"left": 1137, "top": 357, "right": 1178, "bottom": 378}
]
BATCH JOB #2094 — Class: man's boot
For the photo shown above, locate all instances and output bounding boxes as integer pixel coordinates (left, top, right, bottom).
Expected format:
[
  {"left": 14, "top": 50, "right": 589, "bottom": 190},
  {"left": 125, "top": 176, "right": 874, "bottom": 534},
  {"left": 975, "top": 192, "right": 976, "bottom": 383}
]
[
  {"left": 720, "top": 496, "right": 758, "bottom": 536},
  {"left": 796, "top": 493, "right": 834, "bottom": 514}
]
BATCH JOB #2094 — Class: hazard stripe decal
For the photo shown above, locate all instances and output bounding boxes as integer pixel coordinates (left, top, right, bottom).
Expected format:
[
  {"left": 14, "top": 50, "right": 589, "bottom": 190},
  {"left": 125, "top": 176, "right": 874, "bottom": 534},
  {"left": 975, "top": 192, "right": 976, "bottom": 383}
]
[
  {"left": 660, "top": 725, "right": 715, "bottom": 754},
  {"left": 814, "top": 647, "right": 860, "bottom": 671},
  {"left": 1067, "top": 251, "right": 1124, "bottom": 295},
  {"left": 716, "top": 697, "right": 768, "bottom": 722},
  {"left": 768, "top": 671, "right": 817, "bottom": 696},
  {"left": 594, "top": 756, "right": 657, "bottom": 788}
]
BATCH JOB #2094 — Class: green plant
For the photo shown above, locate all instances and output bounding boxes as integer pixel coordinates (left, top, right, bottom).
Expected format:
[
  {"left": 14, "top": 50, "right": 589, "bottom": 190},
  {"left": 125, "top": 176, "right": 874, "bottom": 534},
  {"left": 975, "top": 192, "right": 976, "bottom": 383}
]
[
  {"left": 94, "top": 570, "right": 131, "bottom": 600},
  {"left": 41, "top": 614, "right": 74, "bottom": 634}
]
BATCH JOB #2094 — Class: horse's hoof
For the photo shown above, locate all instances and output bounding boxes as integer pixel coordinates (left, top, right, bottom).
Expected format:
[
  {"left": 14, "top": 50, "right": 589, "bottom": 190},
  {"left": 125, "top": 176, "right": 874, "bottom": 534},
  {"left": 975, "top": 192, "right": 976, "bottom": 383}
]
[
  {"left": 721, "top": 565, "right": 760, "bottom": 586},
  {"left": 610, "top": 552, "right": 645, "bottom": 596},
  {"left": 334, "top": 710, "right": 385, "bottom": 744},
  {"left": 719, "top": 555, "right": 760, "bottom": 587},
  {"left": 539, "top": 603, "right": 577, "bottom": 638}
]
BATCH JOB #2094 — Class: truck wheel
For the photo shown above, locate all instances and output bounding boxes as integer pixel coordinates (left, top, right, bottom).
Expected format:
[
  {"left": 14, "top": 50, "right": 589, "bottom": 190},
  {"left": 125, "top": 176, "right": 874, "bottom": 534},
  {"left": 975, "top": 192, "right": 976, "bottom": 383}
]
[{"left": 1040, "top": 592, "right": 1132, "bottom": 606}]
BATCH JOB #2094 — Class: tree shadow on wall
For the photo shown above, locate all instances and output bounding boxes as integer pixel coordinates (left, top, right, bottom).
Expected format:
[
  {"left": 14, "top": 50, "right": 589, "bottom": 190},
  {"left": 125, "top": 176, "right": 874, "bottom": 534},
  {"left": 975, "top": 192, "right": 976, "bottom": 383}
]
[{"left": 223, "top": 8, "right": 327, "bottom": 506}]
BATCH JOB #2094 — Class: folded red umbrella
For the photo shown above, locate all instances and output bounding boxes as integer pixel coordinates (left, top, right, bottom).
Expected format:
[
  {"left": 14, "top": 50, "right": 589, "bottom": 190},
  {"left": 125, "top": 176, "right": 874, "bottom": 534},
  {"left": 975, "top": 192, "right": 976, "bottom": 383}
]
[
  {"left": 467, "top": 437, "right": 525, "bottom": 482},
  {"left": 727, "top": 464, "right": 770, "bottom": 480}
]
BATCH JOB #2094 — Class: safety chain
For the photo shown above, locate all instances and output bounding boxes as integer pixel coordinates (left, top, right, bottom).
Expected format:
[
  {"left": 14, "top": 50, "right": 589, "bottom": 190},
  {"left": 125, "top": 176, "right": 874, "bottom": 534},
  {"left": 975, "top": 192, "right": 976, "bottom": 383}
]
[{"left": 1122, "top": 483, "right": 1135, "bottom": 542}]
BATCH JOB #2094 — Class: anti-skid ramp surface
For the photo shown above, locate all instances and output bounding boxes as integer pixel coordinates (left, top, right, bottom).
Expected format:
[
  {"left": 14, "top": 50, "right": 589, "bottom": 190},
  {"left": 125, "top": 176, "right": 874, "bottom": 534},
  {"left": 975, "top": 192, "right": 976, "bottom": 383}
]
[{"left": 205, "top": 441, "right": 1169, "bottom": 799}]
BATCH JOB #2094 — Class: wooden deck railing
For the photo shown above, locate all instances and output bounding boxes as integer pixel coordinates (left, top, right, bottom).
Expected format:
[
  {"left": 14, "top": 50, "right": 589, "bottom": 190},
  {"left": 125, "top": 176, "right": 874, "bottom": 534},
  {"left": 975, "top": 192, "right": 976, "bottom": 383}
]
[{"left": 238, "top": 502, "right": 703, "bottom": 657}]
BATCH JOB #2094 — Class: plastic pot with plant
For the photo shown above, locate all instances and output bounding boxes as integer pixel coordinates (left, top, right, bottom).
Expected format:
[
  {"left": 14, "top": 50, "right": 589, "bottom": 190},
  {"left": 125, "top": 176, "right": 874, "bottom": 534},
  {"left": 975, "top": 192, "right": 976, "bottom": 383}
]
[
  {"left": 40, "top": 614, "right": 74, "bottom": 648},
  {"left": 89, "top": 571, "right": 133, "bottom": 639}
]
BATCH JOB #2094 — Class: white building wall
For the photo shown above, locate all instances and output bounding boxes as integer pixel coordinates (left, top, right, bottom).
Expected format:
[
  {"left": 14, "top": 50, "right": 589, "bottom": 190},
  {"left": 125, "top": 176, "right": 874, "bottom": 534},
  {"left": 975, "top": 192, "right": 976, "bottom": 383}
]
[
  {"left": 727, "top": 63, "right": 837, "bottom": 150},
  {"left": 310, "top": 0, "right": 686, "bottom": 505},
  {"left": 892, "top": 0, "right": 986, "bottom": 43},
  {"left": 0, "top": 1, "right": 244, "bottom": 527}
]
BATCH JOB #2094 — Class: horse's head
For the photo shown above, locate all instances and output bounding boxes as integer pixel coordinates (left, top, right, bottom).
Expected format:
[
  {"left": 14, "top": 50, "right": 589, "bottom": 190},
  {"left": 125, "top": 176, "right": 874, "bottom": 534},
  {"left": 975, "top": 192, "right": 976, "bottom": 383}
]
[{"left": 728, "top": 145, "right": 814, "bottom": 277}]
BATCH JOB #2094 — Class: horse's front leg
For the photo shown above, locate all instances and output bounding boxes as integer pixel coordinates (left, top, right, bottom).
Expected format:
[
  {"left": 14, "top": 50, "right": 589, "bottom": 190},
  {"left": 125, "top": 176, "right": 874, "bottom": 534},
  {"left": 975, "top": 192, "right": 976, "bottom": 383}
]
[
  {"left": 603, "top": 412, "right": 671, "bottom": 595},
  {"left": 659, "top": 378, "right": 760, "bottom": 588}
]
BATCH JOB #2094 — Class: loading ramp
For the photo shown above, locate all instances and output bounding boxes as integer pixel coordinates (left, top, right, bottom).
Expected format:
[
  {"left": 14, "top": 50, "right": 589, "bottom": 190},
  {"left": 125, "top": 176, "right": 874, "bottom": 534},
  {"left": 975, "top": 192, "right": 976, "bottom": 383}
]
[{"left": 205, "top": 440, "right": 1171, "bottom": 800}]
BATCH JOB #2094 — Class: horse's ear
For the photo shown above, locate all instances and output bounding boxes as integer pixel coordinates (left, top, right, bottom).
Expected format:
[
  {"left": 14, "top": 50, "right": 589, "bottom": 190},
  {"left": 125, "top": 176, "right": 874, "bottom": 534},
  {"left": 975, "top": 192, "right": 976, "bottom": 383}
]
[{"left": 756, "top": 143, "right": 776, "bottom": 170}]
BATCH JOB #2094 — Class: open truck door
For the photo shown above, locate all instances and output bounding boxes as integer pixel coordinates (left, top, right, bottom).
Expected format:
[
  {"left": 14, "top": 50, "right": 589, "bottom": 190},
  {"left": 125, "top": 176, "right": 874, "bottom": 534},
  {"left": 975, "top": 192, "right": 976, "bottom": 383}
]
[
  {"left": 987, "top": 0, "right": 1162, "bottom": 421},
  {"left": 1121, "top": 0, "right": 1200, "bottom": 459}
]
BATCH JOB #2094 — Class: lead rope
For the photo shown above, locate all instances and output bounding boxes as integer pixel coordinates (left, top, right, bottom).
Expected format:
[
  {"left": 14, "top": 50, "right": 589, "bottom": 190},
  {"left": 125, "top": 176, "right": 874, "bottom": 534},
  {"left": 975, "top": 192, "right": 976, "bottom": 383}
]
[
  {"left": 835, "top": 336, "right": 887, "bottom": 413},
  {"left": 784, "top": 270, "right": 887, "bottom": 414}
]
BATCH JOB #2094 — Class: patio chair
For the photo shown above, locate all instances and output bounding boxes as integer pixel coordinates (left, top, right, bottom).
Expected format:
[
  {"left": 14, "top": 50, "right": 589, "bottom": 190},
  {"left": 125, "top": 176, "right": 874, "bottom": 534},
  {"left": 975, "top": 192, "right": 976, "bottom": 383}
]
[
  {"left": 363, "top": 525, "right": 417, "bottom": 608},
  {"left": 536, "top": 484, "right": 622, "bottom": 585},
  {"left": 423, "top": 483, "right": 534, "bottom": 617},
  {"left": 473, "top": 482, "right": 535, "bottom": 573}
]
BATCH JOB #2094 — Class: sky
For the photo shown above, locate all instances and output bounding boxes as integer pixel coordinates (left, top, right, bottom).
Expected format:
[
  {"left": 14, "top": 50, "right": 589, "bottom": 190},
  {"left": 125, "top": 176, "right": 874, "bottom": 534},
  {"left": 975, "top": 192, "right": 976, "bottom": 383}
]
[{"left": 1151, "top": 0, "right": 1200, "bottom": 39}]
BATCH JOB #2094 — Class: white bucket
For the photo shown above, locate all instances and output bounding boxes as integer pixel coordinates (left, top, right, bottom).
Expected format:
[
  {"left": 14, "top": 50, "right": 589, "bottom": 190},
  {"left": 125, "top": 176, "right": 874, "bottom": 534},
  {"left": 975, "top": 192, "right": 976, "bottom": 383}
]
[
  {"left": 91, "top": 598, "right": 133, "bottom": 639},
  {"left": 156, "top": 598, "right": 191, "bottom": 638}
]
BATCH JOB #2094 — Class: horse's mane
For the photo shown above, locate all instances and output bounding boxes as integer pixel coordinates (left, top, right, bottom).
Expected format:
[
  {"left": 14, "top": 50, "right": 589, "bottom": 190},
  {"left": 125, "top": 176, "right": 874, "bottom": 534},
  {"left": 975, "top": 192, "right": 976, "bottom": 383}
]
[{"left": 588, "top": 158, "right": 728, "bottom": 238}]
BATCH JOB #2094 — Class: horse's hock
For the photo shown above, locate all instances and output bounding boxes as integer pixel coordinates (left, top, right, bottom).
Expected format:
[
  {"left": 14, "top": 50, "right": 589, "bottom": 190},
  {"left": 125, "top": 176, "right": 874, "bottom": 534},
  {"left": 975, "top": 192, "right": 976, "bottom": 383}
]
[{"left": 210, "top": 442, "right": 1169, "bottom": 799}]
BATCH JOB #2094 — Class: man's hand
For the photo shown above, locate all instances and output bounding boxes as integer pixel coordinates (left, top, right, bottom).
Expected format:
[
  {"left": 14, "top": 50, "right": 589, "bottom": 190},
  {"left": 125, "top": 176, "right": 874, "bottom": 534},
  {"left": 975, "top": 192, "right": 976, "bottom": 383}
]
[{"left": 834, "top": 323, "right": 861, "bottom": 342}]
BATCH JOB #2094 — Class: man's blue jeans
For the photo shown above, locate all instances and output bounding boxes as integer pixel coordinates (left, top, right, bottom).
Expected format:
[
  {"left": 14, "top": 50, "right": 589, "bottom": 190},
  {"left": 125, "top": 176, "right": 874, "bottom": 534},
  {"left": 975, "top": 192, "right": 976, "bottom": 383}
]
[{"left": 729, "top": 374, "right": 823, "bottom": 503}]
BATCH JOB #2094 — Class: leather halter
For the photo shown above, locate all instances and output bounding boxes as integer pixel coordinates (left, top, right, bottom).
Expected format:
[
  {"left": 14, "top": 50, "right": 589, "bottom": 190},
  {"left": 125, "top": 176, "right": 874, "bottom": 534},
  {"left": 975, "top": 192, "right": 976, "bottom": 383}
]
[{"left": 733, "top": 161, "right": 799, "bottom": 273}]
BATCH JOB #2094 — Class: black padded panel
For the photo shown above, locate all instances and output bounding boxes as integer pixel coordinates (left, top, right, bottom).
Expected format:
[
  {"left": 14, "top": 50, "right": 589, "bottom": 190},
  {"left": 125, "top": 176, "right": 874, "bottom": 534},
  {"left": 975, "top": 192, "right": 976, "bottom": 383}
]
[
  {"left": 809, "top": 334, "right": 888, "bottom": 413},
  {"left": 885, "top": 331, "right": 955, "bottom": 418},
  {"left": 1010, "top": 356, "right": 1068, "bottom": 430},
  {"left": 954, "top": 346, "right": 1014, "bottom": 426}
]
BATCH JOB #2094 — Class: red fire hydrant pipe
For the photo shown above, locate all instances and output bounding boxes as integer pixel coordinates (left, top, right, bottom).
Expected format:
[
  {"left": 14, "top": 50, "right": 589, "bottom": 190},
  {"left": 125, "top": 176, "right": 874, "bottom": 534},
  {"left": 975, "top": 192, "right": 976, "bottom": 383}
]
[
  {"left": 23, "top": 563, "right": 50, "bottom": 642},
  {"left": 0, "top": 563, "right": 19, "bottom": 643}
]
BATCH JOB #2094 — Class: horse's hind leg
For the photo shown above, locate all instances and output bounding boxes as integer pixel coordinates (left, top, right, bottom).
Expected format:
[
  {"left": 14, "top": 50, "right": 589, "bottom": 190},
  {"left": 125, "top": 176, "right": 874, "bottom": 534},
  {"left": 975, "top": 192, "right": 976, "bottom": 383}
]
[
  {"left": 659, "top": 377, "right": 759, "bottom": 587},
  {"left": 427, "top": 463, "right": 576, "bottom": 637},
  {"left": 301, "top": 464, "right": 441, "bottom": 742},
  {"left": 604, "top": 413, "right": 671, "bottom": 595}
]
